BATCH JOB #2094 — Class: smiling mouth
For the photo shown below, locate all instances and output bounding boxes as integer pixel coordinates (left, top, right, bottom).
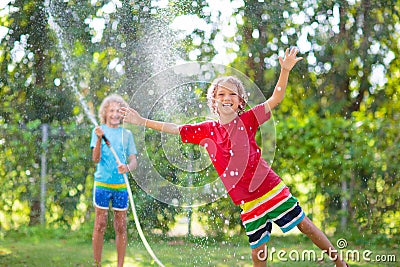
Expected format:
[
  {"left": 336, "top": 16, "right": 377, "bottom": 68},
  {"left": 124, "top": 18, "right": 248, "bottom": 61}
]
[{"left": 222, "top": 103, "right": 233, "bottom": 107}]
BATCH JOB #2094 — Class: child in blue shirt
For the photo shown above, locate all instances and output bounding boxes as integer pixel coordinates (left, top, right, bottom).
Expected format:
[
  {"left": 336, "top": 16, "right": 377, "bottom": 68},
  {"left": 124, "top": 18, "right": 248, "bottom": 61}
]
[{"left": 90, "top": 94, "right": 137, "bottom": 267}]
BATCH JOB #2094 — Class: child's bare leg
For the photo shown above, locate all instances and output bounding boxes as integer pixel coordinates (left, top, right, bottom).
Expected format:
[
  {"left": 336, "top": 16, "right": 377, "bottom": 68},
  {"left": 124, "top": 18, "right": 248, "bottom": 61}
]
[
  {"left": 114, "top": 210, "right": 127, "bottom": 267},
  {"left": 93, "top": 208, "right": 108, "bottom": 267},
  {"left": 297, "top": 216, "right": 347, "bottom": 267},
  {"left": 251, "top": 243, "right": 268, "bottom": 267}
]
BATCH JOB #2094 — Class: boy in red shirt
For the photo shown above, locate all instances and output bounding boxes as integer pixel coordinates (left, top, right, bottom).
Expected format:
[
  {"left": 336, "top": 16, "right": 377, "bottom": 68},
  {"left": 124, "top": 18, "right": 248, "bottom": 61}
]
[{"left": 121, "top": 47, "right": 348, "bottom": 267}]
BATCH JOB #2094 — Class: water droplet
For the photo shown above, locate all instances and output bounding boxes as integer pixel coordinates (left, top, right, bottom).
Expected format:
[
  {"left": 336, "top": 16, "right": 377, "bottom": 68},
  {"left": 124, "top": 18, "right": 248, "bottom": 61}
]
[{"left": 54, "top": 78, "right": 61, "bottom": 86}]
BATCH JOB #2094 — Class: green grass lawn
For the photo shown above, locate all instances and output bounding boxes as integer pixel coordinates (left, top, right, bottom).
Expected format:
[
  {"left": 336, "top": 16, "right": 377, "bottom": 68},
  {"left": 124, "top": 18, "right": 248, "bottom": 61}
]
[{"left": 0, "top": 227, "right": 398, "bottom": 266}]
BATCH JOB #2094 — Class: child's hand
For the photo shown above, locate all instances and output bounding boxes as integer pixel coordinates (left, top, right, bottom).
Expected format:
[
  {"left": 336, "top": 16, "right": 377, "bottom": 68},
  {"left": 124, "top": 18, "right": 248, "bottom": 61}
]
[
  {"left": 279, "top": 47, "right": 303, "bottom": 71},
  {"left": 94, "top": 126, "right": 104, "bottom": 138},
  {"left": 117, "top": 163, "right": 129, "bottom": 174},
  {"left": 120, "top": 107, "right": 145, "bottom": 125}
]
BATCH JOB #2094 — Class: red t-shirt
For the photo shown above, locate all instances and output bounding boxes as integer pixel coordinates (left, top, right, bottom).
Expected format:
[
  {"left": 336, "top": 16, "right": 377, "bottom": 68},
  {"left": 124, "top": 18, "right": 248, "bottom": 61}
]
[{"left": 179, "top": 104, "right": 282, "bottom": 205}]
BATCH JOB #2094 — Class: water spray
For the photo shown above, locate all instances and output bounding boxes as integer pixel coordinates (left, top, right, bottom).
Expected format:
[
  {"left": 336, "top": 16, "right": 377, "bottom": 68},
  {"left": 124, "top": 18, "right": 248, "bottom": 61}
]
[{"left": 43, "top": 1, "right": 165, "bottom": 266}]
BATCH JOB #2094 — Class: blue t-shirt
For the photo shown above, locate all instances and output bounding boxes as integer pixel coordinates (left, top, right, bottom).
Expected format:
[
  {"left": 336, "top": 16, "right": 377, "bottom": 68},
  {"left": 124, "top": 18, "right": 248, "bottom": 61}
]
[{"left": 90, "top": 125, "right": 137, "bottom": 184}]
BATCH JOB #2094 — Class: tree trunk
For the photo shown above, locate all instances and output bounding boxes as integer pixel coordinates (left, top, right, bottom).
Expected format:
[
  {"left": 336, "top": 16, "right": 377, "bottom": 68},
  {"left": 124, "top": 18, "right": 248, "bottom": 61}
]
[
  {"left": 40, "top": 123, "right": 48, "bottom": 225},
  {"left": 29, "top": 199, "right": 41, "bottom": 226}
]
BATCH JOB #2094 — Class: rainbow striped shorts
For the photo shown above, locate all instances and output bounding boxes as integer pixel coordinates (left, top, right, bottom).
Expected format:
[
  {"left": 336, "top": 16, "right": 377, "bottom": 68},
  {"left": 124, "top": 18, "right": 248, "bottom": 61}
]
[
  {"left": 93, "top": 181, "right": 128, "bottom": 211},
  {"left": 240, "top": 181, "right": 305, "bottom": 249}
]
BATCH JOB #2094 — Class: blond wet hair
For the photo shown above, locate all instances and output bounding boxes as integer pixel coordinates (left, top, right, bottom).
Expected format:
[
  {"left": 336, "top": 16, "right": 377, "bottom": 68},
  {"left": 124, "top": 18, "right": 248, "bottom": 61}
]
[
  {"left": 207, "top": 76, "right": 248, "bottom": 115},
  {"left": 98, "top": 94, "right": 128, "bottom": 125}
]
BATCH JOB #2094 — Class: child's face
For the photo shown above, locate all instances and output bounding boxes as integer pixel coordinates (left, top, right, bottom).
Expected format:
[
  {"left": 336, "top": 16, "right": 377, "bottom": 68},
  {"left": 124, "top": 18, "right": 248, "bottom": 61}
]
[
  {"left": 105, "top": 102, "right": 122, "bottom": 128},
  {"left": 214, "top": 81, "right": 243, "bottom": 117}
]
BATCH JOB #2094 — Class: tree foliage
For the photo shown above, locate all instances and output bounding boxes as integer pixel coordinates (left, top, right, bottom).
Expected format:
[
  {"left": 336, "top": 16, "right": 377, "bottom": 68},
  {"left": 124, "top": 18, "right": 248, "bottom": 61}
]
[{"left": 1, "top": 0, "right": 183, "bottom": 233}]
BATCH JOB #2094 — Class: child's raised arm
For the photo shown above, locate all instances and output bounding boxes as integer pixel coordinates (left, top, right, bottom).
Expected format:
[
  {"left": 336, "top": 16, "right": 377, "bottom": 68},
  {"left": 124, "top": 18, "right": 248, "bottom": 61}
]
[
  {"left": 265, "top": 47, "right": 303, "bottom": 113},
  {"left": 120, "top": 107, "right": 180, "bottom": 135}
]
